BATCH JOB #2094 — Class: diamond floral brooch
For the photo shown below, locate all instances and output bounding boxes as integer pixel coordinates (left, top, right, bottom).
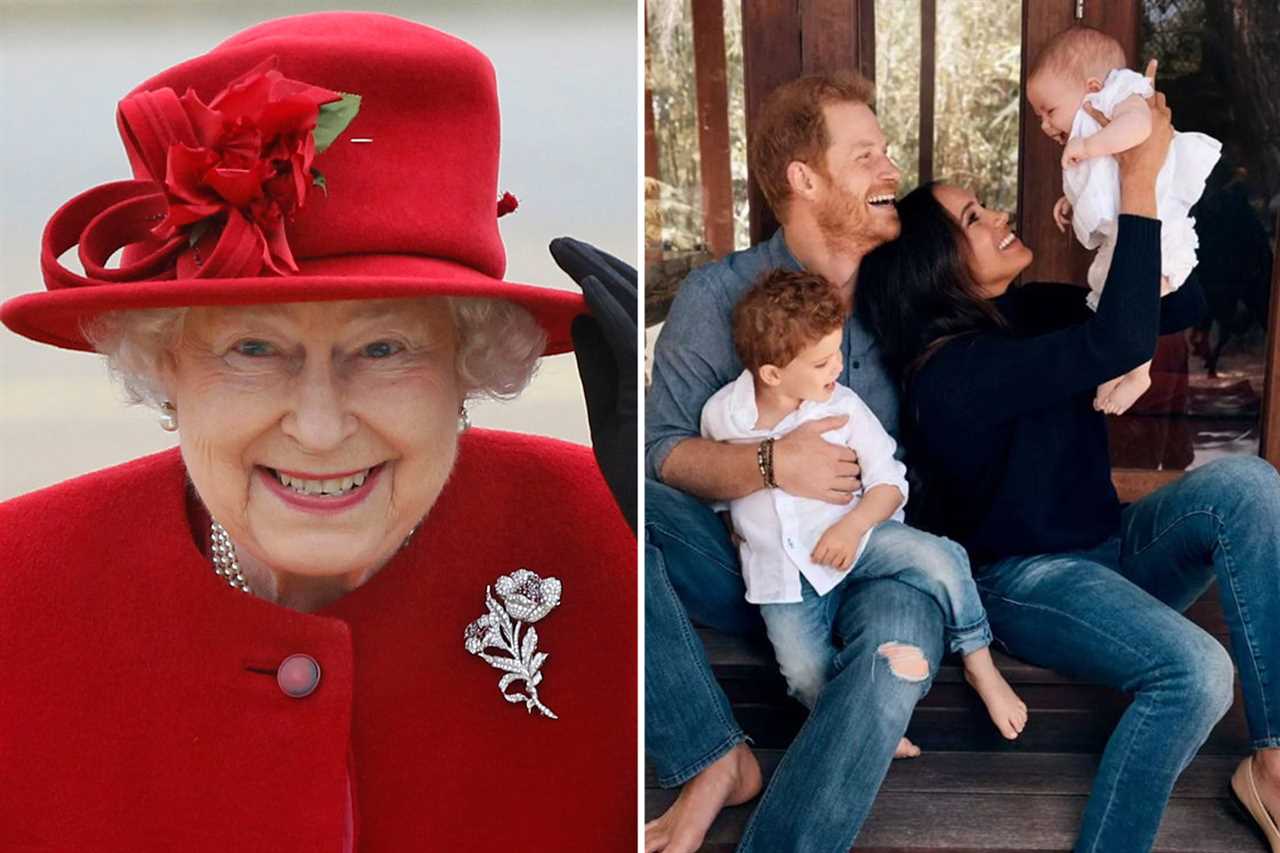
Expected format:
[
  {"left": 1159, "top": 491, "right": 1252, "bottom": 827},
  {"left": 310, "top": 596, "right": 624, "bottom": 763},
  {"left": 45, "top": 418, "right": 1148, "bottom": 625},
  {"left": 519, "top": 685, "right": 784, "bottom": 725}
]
[{"left": 464, "top": 568, "right": 562, "bottom": 720}]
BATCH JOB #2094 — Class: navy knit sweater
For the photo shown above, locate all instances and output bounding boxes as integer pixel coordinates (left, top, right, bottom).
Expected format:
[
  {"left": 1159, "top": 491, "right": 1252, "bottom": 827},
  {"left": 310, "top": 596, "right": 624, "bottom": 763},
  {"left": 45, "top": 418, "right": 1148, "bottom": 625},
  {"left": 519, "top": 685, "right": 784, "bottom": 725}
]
[{"left": 907, "top": 216, "right": 1205, "bottom": 566}]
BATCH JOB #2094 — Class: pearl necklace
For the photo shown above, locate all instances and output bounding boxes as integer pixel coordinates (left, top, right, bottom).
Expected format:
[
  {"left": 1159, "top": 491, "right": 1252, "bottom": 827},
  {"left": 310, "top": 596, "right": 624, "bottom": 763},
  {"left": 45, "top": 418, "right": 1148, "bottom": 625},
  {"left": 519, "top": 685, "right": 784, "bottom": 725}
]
[
  {"left": 210, "top": 520, "right": 253, "bottom": 593},
  {"left": 209, "top": 519, "right": 421, "bottom": 596}
]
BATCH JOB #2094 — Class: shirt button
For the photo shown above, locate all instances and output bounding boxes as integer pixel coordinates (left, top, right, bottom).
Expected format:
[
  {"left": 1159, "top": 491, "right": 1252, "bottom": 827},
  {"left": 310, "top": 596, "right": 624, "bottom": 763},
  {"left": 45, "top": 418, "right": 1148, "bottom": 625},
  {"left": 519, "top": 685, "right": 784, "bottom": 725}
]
[
  {"left": 277, "top": 653, "right": 321, "bottom": 698},
  {"left": 852, "top": 360, "right": 861, "bottom": 369}
]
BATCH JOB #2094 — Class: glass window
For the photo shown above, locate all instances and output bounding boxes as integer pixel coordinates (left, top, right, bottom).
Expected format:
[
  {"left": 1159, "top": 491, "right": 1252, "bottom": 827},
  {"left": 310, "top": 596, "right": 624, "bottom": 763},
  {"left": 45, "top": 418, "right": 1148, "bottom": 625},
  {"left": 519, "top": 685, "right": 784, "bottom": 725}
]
[{"left": 1107, "top": 0, "right": 1275, "bottom": 470}]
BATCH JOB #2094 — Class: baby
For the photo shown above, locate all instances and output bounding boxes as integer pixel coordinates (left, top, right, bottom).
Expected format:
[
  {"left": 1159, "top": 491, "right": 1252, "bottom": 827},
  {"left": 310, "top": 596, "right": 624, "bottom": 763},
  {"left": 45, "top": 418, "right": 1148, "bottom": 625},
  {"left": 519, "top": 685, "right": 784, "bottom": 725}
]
[
  {"left": 701, "top": 269, "right": 1027, "bottom": 740},
  {"left": 1027, "top": 25, "right": 1221, "bottom": 414}
]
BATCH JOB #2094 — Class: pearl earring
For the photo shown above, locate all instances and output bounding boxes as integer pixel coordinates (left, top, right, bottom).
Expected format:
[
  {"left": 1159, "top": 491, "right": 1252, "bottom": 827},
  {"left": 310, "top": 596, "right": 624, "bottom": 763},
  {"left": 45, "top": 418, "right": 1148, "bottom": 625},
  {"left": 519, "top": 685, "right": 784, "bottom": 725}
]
[
  {"left": 458, "top": 404, "right": 470, "bottom": 432},
  {"left": 159, "top": 401, "right": 178, "bottom": 432}
]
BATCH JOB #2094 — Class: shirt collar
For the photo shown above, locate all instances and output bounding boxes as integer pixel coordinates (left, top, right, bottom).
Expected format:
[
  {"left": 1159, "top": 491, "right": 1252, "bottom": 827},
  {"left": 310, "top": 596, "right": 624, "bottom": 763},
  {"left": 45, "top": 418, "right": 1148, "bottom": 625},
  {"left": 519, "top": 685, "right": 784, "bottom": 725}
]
[
  {"left": 766, "top": 227, "right": 803, "bottom": 272},
  {"left": 727, "top": 368, "right": 836, "bottom": 435},
  {"left": 727, "top": 369, "right": 763, "bottom": 433}
]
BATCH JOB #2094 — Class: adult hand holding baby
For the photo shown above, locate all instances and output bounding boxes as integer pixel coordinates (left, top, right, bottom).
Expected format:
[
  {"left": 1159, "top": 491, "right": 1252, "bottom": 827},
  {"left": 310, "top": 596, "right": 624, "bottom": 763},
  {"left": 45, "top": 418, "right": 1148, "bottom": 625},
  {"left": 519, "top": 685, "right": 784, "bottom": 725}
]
[{"left": 773, "top": 416, "right": 862, "bottom": 504}]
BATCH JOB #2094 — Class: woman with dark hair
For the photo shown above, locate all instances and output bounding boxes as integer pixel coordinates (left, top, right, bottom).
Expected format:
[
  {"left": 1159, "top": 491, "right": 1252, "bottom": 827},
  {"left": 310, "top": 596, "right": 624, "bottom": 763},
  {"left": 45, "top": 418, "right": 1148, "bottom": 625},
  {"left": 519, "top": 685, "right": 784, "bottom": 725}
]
[{"left": 858, "top": 83, "right": 1280, "bottom": 852}]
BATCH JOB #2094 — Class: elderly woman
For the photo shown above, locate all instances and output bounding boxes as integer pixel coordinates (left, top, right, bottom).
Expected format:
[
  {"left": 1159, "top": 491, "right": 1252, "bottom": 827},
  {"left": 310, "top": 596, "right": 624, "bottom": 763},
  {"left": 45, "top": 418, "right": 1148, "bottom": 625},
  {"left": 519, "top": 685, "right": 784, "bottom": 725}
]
[
  {"left": 0, "top": 12, "right": 635, "bottom": 851},
  {"left": 858, "top": 77, "right": 1280, "bottom": 852}
]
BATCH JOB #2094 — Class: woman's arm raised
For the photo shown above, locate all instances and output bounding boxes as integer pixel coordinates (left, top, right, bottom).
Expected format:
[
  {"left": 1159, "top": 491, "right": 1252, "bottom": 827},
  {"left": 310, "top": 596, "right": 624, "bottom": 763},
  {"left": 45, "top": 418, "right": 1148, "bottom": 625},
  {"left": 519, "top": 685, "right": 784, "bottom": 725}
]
[{"left": 914, "top": 75, "right": 1174, "bottom": 429}]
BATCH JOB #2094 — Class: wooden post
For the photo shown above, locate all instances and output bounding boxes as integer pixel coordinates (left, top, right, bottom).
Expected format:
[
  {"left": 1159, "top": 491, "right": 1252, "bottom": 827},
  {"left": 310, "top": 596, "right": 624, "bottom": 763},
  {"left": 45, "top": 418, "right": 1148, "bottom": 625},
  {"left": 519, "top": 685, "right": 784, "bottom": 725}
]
[
  {"left": 800, "top": 0, "right": 856, "bottom": 74},
  {"left": 919, "top": 0, "right": 936, "bottom": 184},
  {"left": 742, "top": 0, "right": 802, "bottom": 245},
  {"left": 644, "top": 4, "right": 662, "bottom": 267},
  {"left": 1261, "top": 214, "right": 1280, "bottom": 470},
  {"left": 742, "top": 0, "right": 874, "bottom": 245},
  {"left": 857, "top": 0, "right": 876, "bottom": 84},
  {"left": 692, "top": 0, "right": 735, "bottom": 258}
]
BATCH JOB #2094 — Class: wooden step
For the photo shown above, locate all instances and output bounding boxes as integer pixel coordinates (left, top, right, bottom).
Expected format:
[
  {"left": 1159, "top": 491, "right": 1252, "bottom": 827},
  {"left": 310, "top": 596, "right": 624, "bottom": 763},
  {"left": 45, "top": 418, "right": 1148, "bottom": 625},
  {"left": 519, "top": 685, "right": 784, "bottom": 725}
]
[{"left": 644, "top": 751, "right": 1268, "bottom": 852}]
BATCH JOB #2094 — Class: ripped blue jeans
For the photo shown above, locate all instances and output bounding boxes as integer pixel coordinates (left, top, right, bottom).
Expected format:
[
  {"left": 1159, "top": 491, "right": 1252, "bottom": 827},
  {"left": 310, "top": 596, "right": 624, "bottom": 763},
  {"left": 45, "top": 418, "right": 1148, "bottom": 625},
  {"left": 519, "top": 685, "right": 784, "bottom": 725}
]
[
  {"left": 759, "top": 521, "right": 988, "bottom": 709},
  {"left": 646, "top": 478, "right": 944, "bottom": 853}
]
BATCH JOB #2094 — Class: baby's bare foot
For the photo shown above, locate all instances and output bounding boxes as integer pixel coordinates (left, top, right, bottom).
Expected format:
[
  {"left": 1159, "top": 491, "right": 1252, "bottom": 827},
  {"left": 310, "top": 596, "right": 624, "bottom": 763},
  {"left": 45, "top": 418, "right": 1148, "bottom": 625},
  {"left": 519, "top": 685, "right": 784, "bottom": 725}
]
[
  {"left": 895, "top": 736, "right": 921, "bottom": 759},
  {"left": 644, "top": 743, "right": 762, "bottom": 853},
  {"left": 1098, "top": 370, "right": 1152, "bottom": 415},
  {"left": 1094, "top": 375, "right": 1124, "bottom": 413},
  {"left": 963, "top": 648, "right": 1028, "bottom": 740}
]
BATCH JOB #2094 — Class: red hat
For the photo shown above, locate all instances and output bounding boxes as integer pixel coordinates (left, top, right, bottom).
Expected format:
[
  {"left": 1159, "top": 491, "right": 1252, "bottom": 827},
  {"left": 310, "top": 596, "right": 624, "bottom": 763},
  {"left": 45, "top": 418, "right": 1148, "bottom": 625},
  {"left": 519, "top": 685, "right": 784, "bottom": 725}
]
[{"left": 0, "top": 12, "right": 584, "bottom": 354}]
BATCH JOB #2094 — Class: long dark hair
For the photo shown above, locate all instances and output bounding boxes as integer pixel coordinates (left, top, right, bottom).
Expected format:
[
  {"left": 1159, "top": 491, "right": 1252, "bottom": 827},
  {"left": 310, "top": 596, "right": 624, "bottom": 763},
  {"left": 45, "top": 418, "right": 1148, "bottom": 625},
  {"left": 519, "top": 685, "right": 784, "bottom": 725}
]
[{"left": 856, "top": 182, "right": 1007, "bottom": 385}]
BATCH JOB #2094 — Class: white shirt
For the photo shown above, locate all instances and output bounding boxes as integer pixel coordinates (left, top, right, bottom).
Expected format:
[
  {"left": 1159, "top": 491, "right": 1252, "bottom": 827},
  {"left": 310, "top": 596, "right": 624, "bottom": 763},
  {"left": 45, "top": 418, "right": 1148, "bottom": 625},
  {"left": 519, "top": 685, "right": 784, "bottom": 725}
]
[
  {"left": 1063, "top": 68, "right": 1221, "bottom": 305},
  {"left": 700, "top": 370, "right": 908, "bottom": 604}
]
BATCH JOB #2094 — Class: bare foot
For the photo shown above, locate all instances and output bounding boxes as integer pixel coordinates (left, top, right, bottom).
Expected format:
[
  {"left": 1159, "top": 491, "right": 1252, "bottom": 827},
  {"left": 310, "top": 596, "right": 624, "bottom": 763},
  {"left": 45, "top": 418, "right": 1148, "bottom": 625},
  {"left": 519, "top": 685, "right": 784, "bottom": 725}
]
[
  {"left": 644, "top": 743, "right": 762, "bottom": 853},
  {"left": 895, "top": 736, "right": 921, "bottom": 759},
  {"left": 1096, "top": 367, "right": 1152, "bottom": 415},
  {"left": 963, "top": 647, "right": 1028, "bottom": 740},
  {"left": 1094, "top": 375, "right": 1124, "bottom": 413}
]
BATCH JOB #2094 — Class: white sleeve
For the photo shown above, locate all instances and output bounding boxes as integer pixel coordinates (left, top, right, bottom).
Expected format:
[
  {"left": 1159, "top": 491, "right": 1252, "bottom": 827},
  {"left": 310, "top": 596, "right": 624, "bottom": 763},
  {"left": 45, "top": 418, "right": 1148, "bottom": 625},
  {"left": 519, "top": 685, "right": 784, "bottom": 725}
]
[
  {"left": 699, "top": 383, "right": 736, "bottom": 442},
  {"left": 699, "top": 383, "right": 742, "bottom": 513},
  {"left": 1085, "top": 68, "right": 1153, "bottom": 119},
  {"left": 842, "top": 393, "right": 908, "bottom": 510}
]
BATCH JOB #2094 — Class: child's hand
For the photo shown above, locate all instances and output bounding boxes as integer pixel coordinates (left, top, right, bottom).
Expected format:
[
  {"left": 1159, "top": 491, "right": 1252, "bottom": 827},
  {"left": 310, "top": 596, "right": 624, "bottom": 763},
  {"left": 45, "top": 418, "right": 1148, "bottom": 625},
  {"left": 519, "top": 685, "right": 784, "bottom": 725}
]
[
  {"left": 811, "top": 520, "right": 868, "bottom": 571},
  {"left": 1062, "top": 136, "right": 1089, "bottom": 169},
  {"left": 1053, "top": 196, "right": 1073, "bottom": 233}
]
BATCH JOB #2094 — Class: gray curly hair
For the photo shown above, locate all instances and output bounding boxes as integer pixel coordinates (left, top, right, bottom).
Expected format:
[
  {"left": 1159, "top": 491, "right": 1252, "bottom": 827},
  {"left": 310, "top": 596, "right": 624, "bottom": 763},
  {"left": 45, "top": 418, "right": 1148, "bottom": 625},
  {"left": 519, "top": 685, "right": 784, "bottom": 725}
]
[{"left": 81, "top": 297, "right": 546, "bottom": 411}]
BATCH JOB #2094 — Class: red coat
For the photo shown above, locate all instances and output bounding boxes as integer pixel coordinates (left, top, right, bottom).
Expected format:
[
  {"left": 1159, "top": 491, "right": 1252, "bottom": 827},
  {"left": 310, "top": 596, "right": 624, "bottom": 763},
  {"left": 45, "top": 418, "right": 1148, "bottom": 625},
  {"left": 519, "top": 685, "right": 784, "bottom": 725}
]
[{"left": 0, "top": 430, "right": 636, "bottom": 852}]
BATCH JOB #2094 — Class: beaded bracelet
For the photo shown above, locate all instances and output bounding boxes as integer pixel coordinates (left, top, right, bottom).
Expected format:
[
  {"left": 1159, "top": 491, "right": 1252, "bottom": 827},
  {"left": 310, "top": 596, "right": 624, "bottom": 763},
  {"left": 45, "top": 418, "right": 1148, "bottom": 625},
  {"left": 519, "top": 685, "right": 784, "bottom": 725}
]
[{"left": 757, "top": 437, "right": 778, "bottom": 489}]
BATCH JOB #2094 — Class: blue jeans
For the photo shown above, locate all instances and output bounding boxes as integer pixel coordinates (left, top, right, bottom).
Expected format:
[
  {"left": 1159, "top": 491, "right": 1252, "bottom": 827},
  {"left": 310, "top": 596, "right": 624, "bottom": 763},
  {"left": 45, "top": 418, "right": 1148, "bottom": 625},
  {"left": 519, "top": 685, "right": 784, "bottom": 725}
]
[
  {"left": 975, "top": 456, "right": 1280, "bottom": 853},
  {"left": 760, "top": 521, "right": 989, "bottom": 708},
  {"left": 646, "top": 478, "right": 945, "bottom": 853}
]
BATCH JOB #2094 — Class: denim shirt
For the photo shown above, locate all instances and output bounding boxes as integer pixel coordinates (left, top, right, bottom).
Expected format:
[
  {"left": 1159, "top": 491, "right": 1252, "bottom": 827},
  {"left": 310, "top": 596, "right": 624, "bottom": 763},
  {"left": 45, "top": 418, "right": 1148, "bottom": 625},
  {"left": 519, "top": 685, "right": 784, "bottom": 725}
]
[{"left": 645, "top": 227, "right": 901, "bottom": 483}]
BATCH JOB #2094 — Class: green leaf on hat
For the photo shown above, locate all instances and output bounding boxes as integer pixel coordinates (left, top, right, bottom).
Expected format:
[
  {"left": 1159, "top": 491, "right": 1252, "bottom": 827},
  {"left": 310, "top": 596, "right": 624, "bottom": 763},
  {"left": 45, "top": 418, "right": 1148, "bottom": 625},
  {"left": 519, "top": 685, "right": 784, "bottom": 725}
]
[
  {"left": 311, "top": 168, "right": 328, "bottom": 197},
  {"left": 313, "top": 93, "right": 362, "bottom": 154},
  {"left": 187, "top": 218, "right": 212, "bottom": 248}
]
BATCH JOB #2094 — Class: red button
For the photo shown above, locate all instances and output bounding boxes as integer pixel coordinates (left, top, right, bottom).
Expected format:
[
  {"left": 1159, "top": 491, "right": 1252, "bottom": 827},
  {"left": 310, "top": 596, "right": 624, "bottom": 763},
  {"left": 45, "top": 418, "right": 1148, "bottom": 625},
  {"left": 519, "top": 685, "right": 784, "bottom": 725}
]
[{"left": 277, "top": 654, "right": 321, "bottom": 698}]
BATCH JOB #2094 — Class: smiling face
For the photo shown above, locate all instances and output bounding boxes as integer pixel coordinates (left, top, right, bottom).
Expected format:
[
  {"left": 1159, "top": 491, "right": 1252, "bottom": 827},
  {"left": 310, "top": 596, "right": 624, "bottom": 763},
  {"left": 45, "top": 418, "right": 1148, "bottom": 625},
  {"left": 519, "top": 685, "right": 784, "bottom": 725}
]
[
  {"left": 762, "top": 328, "right": 844, "bottom": 403},
  {"left": 933, "top": 183, "right": 1033, "bottom": 297},
  {"left": 808, "top": 101, "right": 902, "bottom": 253},
  {"left": 162, "top": 298, "right": 461, "bottom": 587},
  {"left": 1026, "top": 73, "right": 1087, "bottom": 144}
]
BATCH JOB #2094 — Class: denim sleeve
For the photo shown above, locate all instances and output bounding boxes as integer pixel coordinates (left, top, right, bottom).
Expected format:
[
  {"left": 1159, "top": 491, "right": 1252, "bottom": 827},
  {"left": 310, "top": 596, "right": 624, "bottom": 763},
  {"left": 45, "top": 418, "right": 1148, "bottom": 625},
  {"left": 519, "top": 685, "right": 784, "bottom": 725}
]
[{"left": 646, "top": 269, "right": 740, "bottom": 482}]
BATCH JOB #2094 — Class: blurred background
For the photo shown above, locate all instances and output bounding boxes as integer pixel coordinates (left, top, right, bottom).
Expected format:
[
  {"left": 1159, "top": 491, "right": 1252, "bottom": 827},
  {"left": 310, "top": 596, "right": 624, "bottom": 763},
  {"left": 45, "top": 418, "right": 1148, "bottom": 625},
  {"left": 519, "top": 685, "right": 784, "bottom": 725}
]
[{"left": 0, "top": 0, "right": 636, "bottom": 499}]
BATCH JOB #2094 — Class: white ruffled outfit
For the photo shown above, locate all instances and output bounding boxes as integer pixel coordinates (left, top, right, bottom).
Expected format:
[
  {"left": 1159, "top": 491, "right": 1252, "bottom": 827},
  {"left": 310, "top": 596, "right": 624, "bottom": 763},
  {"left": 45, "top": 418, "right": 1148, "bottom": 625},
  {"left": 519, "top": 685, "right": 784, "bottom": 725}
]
[{"left": 1063, "top": 68, "right": 1221, "bottom": 310}]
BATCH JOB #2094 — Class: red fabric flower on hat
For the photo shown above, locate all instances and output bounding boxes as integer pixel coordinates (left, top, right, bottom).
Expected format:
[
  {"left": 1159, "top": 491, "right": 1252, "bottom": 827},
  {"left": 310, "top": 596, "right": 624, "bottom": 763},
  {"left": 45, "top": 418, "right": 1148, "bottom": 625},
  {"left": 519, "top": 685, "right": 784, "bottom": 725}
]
[{"left": 153, "top": 57, "right": 360, "bottom": 275}]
